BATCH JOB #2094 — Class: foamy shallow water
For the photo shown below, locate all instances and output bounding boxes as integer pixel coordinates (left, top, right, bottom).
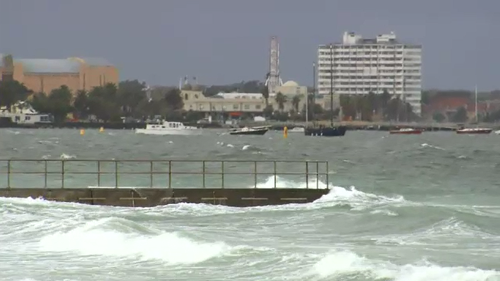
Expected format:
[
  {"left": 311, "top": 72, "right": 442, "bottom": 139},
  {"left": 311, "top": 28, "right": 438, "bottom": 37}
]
[{"left": 1, "top": 129, "right": 500, "bottom": 280}]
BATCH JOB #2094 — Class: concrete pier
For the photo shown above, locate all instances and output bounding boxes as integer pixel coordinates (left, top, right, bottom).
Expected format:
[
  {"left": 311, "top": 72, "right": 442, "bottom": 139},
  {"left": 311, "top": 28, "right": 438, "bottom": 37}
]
[
  {"left": 0, "top": 159, "right": 330, "bottom": 207},
  {"left": 0, "top": 187, "right": 328, "bottom": 207}
]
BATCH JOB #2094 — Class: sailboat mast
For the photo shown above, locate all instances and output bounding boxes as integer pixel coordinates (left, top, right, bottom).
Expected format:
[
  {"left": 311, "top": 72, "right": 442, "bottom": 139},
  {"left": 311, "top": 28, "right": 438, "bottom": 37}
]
[{"left": 475, "top": 85, "right": 478, "bottom": 123}]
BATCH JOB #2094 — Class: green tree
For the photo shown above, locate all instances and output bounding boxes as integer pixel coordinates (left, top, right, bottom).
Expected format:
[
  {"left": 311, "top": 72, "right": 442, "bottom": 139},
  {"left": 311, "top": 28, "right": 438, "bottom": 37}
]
[
  {"left": 0, "top": 80, "right": 31, "bottom": 110},
  {"left": 30, "top": 86, "right": 73, "bottom": 123},
  {"left": 433, "top": 112, "right": 445, "bottom": 123},
  {"left": 379, "top": 90, "right": 391, "bottom": 116},
  {"left": 30, "top": 92, "right": 50, "bottom": 114},
  {"left": 117, "top": 80, "right": 147, "bottom": 117},
  {"left": 48, "top": 86, "right": 73, "bottom": 122},
  {"left": 367, "top": 91, "right": 377, "bottom": 113},
  {"left": 291, "top": 95, "right": 301, "bottom": 112},
  {"left": 164, "top": 88, "right": 184, "bottom": 111},
  {"left": 275, "top": 92, "right": 287, "bottom": 111},
  {"left": 73, "top": 90, "right": 89, "bottom": 119},
  {"left": 261, "top": 86, "right": 269, "bottom": 107},
  {"left": 87, "top": 83, "right": 121, "bottom": 122},
  {"left": 451, "top": 106, "right": 468, "bottom": 123}
]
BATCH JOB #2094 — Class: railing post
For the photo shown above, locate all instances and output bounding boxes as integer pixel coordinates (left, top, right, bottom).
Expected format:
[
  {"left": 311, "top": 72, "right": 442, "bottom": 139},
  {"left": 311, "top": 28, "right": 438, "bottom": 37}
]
[
  {"left": 97, "top": 160, "right": 101, "bottom": 187},
  {"left": 150, "top": 161, "right": 153, "bottom": 188},
  {"left": 316, "top": 161, "right": 319, "bottom": 189},
  {"left": 202, "top": 160, "right": 206, "bottom": 188},
  {"left": 305, "top": 161, "right": 309, "bottom": 189},
  {"left": 221, "top": 161, "right": 224, "bottom": 189},
  {"left": 326, "top": 161, "right": 329, "bottom": 189},
  {"left": 7, "top": 160, "right": 11, "bottom": 189},
  {"left": 115, "top": 161, "right": 118, "bottom": 189},
  {"left": 44, "top": 160, "right": 48, "bottom": 188},
  {"left": 273, "top": 161, "right": 277, "bottom": 189},
  {"left": 61, "top": 160, "right": 65, "bottom": 189},
  {"left": 168, "top": 160, "right": 172, "bottom": 188},
  {"left": 254, "top": 161, "right": 257, "bottom": 189}
]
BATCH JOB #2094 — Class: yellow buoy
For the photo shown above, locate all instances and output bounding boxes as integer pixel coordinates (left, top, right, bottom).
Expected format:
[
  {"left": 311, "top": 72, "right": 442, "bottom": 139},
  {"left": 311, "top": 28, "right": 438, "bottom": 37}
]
[
  {"left": 80, "top": 129, "right": 85, "bottom": 135},
  {"left": 99, "top": 127, "right": 104, "bottom": 133},
  {"left": 283, "top": 126, "right": 288, "bottom": 138}
]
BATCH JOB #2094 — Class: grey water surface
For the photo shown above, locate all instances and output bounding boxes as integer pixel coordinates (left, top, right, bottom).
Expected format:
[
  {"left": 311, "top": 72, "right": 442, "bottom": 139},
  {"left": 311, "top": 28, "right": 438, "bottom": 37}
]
[{"left": 1, "top": 128, "right": 500, "bottom": 281}]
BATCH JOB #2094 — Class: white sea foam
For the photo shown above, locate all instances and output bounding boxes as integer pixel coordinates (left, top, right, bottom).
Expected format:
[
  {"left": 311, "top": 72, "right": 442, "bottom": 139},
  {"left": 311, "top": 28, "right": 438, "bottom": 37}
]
[
  {"left": 38, "top": 217, "right": 233, "bottom": 265},
  {"left": 60, "top": 153, "right": 76, "bottom": 159},
  {"left": 311, "top": 249, "right": 500, "bottom": 281},
  {"left": 421, "top": 143, "right": 445, "bottom": 150}
]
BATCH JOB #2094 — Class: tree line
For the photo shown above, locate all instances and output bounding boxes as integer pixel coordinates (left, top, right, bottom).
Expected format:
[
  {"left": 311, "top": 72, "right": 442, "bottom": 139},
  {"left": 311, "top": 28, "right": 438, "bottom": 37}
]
[{"left": 0, "top": 79, "right": 185, "bottom": 123}]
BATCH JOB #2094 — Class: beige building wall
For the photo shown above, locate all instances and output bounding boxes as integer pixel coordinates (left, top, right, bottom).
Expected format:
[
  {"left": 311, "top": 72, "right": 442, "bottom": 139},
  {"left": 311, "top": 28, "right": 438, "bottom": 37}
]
[
  {"left": 181, "top": 90, "right": 266, "bottom": 113},
  {"left": 0, "top": 54, "right": 119, "bottom": 95}
]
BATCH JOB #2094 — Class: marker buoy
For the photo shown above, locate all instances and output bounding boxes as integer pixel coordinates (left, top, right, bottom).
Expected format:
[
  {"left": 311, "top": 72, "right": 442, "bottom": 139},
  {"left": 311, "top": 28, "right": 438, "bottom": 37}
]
[
  {"left": 99, "top": 127, "right": 104, "bottom": 133},
  {"left": 283, "top": 126, "right": 288, "bottom": 138},
  {"left": 80, "top": 129, "right": 85, "bottom": 135}
]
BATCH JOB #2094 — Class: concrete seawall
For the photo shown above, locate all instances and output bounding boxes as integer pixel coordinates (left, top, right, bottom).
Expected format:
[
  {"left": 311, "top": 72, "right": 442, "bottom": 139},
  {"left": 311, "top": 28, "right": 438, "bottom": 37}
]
[{"left": 0, "top": 188, "right": 329, "bottom": 207}]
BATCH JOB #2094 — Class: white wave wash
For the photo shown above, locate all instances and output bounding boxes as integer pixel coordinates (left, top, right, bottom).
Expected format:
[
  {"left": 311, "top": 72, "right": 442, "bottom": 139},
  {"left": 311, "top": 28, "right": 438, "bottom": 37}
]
[
  {"left": 38, "top": 217, "right": 234, "bottom": 265},
  {"left": 311, "top": 249, "right": 499, "bottom": 281}
]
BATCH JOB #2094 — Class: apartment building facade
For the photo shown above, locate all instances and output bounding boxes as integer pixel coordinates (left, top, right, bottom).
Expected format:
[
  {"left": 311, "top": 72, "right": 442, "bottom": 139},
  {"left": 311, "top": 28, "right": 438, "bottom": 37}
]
[{"left": 317, "top": 32, "right": 422, "bottom": 115}]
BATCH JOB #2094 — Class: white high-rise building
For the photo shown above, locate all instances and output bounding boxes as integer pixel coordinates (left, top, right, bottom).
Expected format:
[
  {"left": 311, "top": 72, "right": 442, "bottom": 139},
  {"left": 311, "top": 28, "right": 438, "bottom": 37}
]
[{"left": 317, "top": 31, "right": 422, "bottom": 115}]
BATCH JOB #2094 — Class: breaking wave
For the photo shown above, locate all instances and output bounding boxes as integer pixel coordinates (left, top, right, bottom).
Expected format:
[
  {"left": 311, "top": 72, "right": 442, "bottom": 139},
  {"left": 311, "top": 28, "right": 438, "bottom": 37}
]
[
  {"left": 310, "top": 249, "right": 500, "bottom": 281},
  {"left": 37, "top": 217, "right": 243, "bottom": 265}
]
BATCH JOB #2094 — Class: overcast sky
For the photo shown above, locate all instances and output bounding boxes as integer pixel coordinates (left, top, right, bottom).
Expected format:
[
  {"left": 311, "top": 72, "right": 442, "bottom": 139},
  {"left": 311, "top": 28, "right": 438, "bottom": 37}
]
[{"left": 1, "top": 0, "right": 498, "bottom": 90}]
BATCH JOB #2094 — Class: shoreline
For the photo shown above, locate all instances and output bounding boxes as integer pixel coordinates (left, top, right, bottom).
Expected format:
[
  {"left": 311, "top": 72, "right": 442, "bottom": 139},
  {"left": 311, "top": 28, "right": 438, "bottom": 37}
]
[{"left": 1, "top": 121, "right": 498, "bottom": 132}]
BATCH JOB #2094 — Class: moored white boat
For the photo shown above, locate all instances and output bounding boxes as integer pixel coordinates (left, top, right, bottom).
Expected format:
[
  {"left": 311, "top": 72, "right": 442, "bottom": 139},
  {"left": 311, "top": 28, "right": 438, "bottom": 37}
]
[
  {"left": 456, "top": 127, "right": 492, "bottom": 134},
  {"left": 389, "top": 128, "right": 422, "bottom": 135},
  {"left": 288, "top": 126, "right": 305, "bottom": 133},
  {"left": 135, "top": 121, "right": 199, "bottom": 135}
]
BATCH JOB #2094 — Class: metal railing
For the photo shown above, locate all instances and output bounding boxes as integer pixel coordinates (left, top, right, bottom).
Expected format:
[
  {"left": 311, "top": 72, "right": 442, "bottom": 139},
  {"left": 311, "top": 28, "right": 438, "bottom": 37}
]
[{"left": 0, "top": 159, "right": 330, "bottom": 189}]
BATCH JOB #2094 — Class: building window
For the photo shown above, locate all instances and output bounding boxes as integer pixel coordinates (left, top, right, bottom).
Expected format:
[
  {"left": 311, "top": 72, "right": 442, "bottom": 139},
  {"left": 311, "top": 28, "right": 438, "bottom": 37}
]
[
  {"left": 244, "top": 104, "right": 250, "bottom": 110},
  {"left": 194, "top": 94, "right": 198, "bottom": 99},
  {"left": 233, "top": 104, "right": 239, "bottom": 109},
  {"left": 255, "top": 105, "right": 261, "bottom": 110},
  {"left": 184, "top": 94, "right": 189, "bottom": 100}
]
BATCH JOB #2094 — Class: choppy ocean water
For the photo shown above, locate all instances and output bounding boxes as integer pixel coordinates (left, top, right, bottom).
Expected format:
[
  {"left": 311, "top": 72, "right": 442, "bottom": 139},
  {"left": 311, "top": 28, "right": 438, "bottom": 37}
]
[{"left": 1, "top": 128, "right": 500, "bottom": 281}]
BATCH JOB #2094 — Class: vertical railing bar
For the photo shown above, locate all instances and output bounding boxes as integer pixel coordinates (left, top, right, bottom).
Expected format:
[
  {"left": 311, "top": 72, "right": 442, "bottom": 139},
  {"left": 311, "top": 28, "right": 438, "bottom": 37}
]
[
  {"left": 273, "top": 161, "right": 277, "bottom": 189},
  {"left": 150, "top": 161, "right": 153, "bottom": 188},
  {"left": 61, "top": 160, "right": 65, "bottom": 189},
  {"left": 305, "top": 161, "right": 309, "bottom": 189},
  {"left": 316, "top": 161, "right": 319, "bottom": 189},
  {"left": 115, "top": 161, "right": 118, "bottom": 189},
  {"left": 7, "top": 160, "right": 11, "bottom": 189},
  {"left": 221, "top": 161, "right": 224, "bottom": 189},
  {"left": 254, "top": 161, "right": 257, "bottom": 189},
  {"left": 44, "top": 160, "right": 48, "bottom": 188},
  {"left": 168, "top": 160, "right": 172, "bottom": 188},
  {"left": 202, "top": 161, "right": 206, "bottom": 188},
  {"left": 97, "top": 160, "right": 101, "bottom": 187},
  {"left": 326, "top": 161, "right": 329, "bottom": 189}
]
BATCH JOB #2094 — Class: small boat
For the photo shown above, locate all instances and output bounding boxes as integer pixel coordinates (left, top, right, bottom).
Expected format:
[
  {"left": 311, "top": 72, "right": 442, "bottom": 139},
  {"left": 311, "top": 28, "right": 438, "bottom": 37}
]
[
  {"left": 304, "top": 126, "right": 347, "bottom": 137},
  {"left": 456, "top": 127, "right": 492, "bottom": 134},
  {"left": 229, "top": 126, "right": 269, "bottom": 135},
  {"left": 135, "top": 121, "right": 199, "bottom": 135},
  {"left": 389, "top": 128, "right": 422, "bottom": 135},
  {"left": 288, "top": 126, "right": 305, "bottom": 133}
]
